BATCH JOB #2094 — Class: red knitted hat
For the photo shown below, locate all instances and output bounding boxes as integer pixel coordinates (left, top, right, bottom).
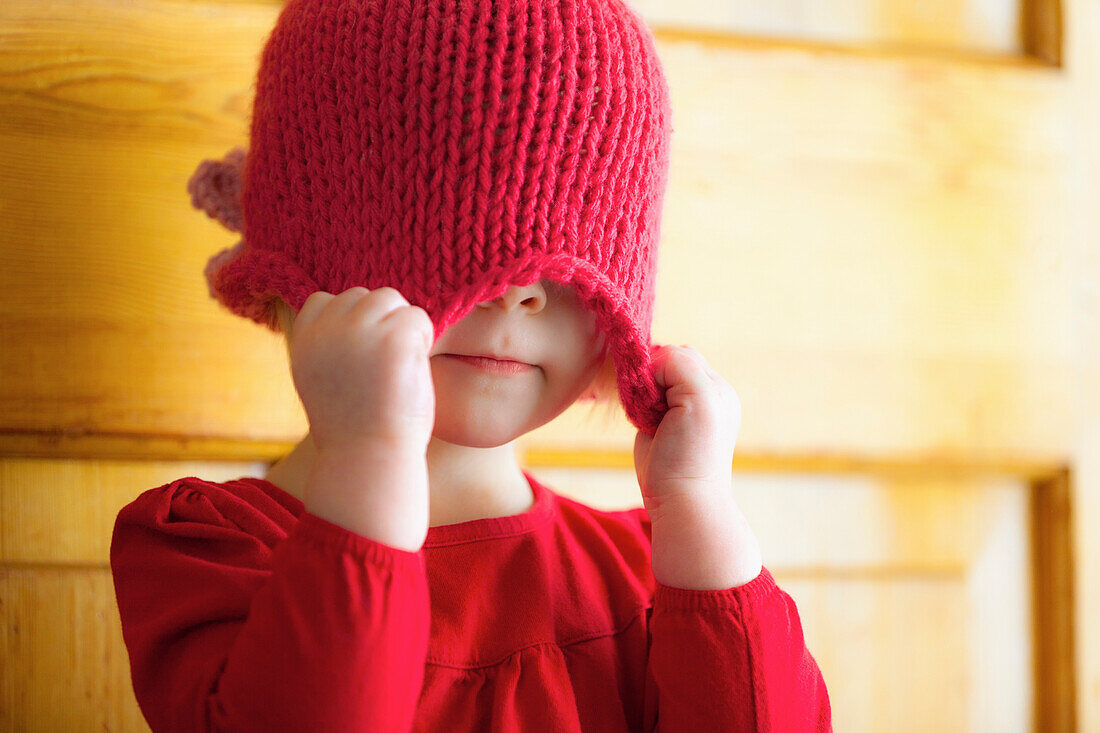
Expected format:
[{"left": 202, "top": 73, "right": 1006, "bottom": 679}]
[{"left": 190, "top": 0, "right": 674, "bottom": 437}]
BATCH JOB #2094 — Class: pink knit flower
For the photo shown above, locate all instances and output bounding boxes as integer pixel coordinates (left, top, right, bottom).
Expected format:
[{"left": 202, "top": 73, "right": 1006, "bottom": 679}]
[{"left": 187, "top": 146, "right": 246, "bottom": 233}]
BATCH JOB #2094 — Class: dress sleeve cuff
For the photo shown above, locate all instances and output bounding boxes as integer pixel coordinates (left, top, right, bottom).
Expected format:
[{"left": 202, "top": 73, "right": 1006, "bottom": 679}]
[
  {"left": 289, "top": 511, "right": 425, "bottom": 574},
  {"left": 653, "top": 565, "right": 779, "bottom": 610}
]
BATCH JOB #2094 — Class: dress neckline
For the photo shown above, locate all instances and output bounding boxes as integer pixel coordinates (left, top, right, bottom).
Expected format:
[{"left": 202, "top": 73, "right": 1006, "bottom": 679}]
[{"left": 235, "top": 469, "right": 557, "bottom": 548}]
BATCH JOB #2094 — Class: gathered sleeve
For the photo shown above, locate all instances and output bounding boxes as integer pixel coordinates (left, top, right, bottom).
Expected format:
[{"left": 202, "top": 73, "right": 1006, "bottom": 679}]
[
  {"left": 632, "top": 511, "right": 833, "bottom": 732},
  {"left": 109, "top": 478, "right": 431, "bottom": 733}
]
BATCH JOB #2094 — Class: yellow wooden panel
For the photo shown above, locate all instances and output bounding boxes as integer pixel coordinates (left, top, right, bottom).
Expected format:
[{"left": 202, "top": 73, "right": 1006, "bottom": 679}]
[
  {"left": 787, "top": 575, "right": 975, "bottom": 731},
  {"left": 0, "top": 457, "right": 268, "bottom": 564},
  {"left": 635, "top": 0, "right": 1025, "bottom": 56},
  {"left": 0, "top": 567, "right": 151, "bottom": 733},
  {"left": 525, "top": 39, "right": 1073, "bottom": 471},
  {"left": 0, "top": 0, "right": 1074, "bottom": 467},
  {"left": 0, "top": 0, "right": 304, "bottom": 442}
]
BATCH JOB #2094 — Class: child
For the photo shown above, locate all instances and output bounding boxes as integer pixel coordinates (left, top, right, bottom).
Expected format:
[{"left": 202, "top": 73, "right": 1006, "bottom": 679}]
[{"left": 110, "top": 0, "right": 832, "bottom": 730}]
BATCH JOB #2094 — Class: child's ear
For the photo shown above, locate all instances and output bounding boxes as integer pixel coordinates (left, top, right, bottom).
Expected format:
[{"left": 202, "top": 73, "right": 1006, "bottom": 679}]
[{"left": 187, "top": 146, "right": 246, "bottom": 233}]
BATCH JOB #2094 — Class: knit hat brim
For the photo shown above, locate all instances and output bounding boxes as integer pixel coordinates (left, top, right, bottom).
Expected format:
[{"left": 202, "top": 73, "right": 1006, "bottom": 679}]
[{"left": 204, "top": 240, "right": 668, "bottom": 437}]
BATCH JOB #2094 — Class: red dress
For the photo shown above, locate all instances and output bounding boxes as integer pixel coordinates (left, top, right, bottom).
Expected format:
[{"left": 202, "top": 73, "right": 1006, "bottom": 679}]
[{"left": 110, "top": 471, "right": 831, "bottom": 732}]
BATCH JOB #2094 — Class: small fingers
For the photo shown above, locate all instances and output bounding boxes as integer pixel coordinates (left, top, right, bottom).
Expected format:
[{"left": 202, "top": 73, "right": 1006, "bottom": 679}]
[
  {"left": 652, "top": 345, "right": 712, "bottom": 396},
  {"left": 295, "top": 290, "right": 335, "bottom": 332},
  {"left": 346, "top": 286, "right": 414, "bottom": 324},
  {"left": 384, "top": 304, "right": 436, "bottom": 352}
]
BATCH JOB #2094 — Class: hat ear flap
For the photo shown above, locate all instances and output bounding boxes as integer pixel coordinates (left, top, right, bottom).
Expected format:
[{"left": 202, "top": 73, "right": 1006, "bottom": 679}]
[{"left": 187, "top": 146, "right": 247, "bottom": 233}]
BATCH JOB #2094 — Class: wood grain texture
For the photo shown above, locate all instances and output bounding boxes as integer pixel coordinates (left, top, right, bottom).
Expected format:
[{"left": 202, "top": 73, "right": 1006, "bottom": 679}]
[
  {"left": 0, "top": 567, "right": 152, "bottom": 733},
  {"left": 0, "top": 457, "right": 267, "bottom": 564},
  {"left": 635, "top": 0, "right": 1027, "bottom": 57},
  {"left": 0, "top": 458, "right": 268, "bottom": 732},
  {"left": 0, "top": 0, "right": 303, "bottom": 442}
]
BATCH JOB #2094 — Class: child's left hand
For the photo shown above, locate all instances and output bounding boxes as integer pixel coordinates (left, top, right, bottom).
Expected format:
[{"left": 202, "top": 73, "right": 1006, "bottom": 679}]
[{"left": 634, "top": 345, "right": 763, "bottom": 590}]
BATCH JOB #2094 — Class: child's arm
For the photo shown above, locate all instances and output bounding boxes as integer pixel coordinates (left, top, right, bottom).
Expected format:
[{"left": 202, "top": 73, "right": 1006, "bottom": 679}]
[
  {"left": 110, "top": 473, "right": 431, "bottom": 733},
  {"left": 643, "top": 559, "right": 833, "bottom": 732},
  {"left": 635, "top": 345, "right": 832, "bottom": 730},
  {"left": 111, "top": 287, "right": 438, "bottom": 732}
]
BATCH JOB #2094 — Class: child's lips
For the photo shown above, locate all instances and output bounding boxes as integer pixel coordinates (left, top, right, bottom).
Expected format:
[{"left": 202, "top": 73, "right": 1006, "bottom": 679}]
[{"left": 441, "top": 354, "right": 536, "bottom": 374}]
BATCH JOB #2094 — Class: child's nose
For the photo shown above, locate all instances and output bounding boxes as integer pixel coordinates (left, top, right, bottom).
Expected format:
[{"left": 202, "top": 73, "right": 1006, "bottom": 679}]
[{"left": 478, "top": 282, "right": 547, "bottom": 313}]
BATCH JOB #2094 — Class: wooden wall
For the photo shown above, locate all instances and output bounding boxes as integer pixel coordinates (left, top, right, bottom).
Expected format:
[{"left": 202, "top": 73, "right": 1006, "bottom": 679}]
[{"left": 1, "top": 0, "right": 1095, "bottom": 730}]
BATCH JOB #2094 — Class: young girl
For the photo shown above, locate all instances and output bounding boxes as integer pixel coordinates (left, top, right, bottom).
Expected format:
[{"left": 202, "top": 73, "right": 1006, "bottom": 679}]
[{"left": 110, "top": 0, "right": 832, "bottom": 730}]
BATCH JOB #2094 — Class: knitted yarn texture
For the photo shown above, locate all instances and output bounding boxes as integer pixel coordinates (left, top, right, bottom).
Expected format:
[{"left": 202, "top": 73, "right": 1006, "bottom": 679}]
[{"left": 193, "top": 0, "right": 675, "bottom": 436}]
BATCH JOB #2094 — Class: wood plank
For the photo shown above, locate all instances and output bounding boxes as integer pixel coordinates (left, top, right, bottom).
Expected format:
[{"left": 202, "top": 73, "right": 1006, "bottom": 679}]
[
  {"left": 0, "top": 567, "right": 151, "bottom": 733},
  {"left": 0, "top": 0, "right": 303, "bottom": 441},
  {"left": 1063, "top": 0, "right": 1100, "bottom": 728},
  {"left": 0, "top": 431, "right": 294, "bottom": 462},
  {"left": 1031, "top": 469, "right": 1079, "bottom": 730},
  {"left": 1022, "top": 0, "right": 1064, "bottom": 64},
  {"left": 522, "top": 446, "right": 1065, "bottom": 481},
  {"left": 635, "top": 0, "right": 1026, "bottom": 57},
  {"left": 0, "top": 458, "right": 267, "bottom": 564}
]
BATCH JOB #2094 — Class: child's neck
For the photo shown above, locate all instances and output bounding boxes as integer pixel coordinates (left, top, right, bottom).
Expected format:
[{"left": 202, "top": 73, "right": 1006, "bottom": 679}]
[{"left": 264, "top": 431, "right": 535, "bottom": 528}]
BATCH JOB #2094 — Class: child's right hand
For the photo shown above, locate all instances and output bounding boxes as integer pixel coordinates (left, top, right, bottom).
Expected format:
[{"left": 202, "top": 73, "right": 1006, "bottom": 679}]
[
  {"left": 287, "top": 286, "right": 437, "bottom": 550},
  {"left": 289, "top": 286, "right": 436, "bottom": 454}
]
